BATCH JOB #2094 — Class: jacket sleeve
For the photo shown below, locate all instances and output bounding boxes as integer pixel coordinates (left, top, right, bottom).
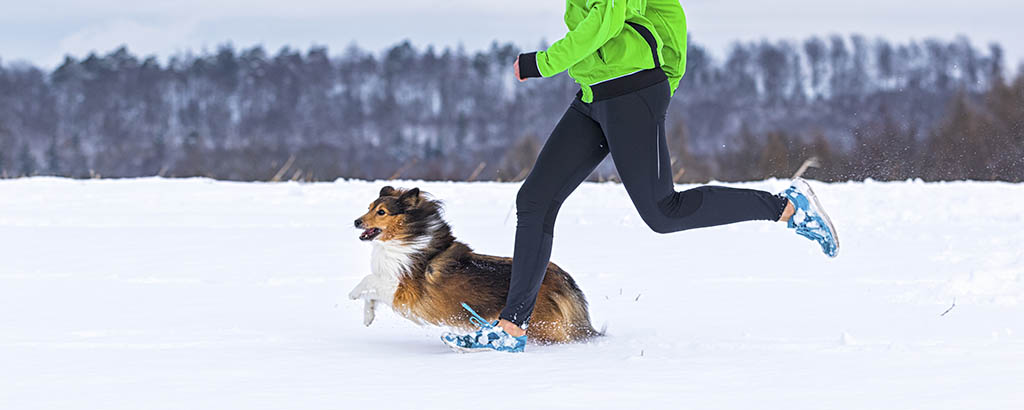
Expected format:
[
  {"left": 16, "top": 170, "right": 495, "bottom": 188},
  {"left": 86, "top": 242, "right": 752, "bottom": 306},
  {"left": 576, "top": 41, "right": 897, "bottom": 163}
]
[
  {"left": 646, "top": 0, "right": 687, "bottom": 95},
  {"left": 517, "top": 0, "right": 628, "bottom": 79}
]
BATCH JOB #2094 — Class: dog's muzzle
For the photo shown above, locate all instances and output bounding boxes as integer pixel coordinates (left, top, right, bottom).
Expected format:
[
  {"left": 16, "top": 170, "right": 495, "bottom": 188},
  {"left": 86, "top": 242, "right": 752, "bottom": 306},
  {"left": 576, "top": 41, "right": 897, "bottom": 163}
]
[{"left": 359, "top": 227, "right": 382, "bottom": 241}]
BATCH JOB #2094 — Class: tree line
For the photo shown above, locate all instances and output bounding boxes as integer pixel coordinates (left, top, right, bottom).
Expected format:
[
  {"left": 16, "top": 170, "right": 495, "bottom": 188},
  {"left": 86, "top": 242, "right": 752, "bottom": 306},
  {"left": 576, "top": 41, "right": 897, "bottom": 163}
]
[{"left": 0, "top": 35, "right": 1020, "bottom": 182}]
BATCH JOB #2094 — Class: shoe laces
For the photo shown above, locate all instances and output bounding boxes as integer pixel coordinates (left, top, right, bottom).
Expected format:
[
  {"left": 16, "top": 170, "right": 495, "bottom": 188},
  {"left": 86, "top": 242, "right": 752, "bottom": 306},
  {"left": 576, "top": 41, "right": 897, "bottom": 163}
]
[{"left": 461, "top": 302, "right": 495, "bottom": 330}]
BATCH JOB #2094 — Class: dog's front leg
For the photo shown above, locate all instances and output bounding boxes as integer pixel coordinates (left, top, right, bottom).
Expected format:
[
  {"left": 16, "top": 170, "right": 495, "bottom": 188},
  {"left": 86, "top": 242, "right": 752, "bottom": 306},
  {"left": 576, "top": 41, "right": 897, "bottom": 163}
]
[
  {"left": 349, "top": 275, "right": 375, "bottom": 300},
  {"left": 349, "top": 274, "right": 397, "bottom": 327},
  {"left": 349, "top": 275, "right": 380, "bottom": 326},
  {"left": 362, "top": 299, "right": 376, "bottom": 327}
]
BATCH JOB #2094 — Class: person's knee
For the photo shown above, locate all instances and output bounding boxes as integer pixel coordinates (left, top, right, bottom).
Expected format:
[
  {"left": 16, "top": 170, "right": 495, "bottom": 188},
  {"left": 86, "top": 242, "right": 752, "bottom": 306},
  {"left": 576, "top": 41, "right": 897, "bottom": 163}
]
[
  {"left": 516, "top": 183, "right": 561, "bottom": 234},
  {"left": 516, "top": 182, "right": 545, "bottom": 213},
  {"left": 635, "top": 190, "right": 706, "bottom": 234},
  {"left": 634, "top": 202, "right": 677, "bottom": 234},
  {"left": 643, "top": 217, "right": 674, "bottom": 234}
]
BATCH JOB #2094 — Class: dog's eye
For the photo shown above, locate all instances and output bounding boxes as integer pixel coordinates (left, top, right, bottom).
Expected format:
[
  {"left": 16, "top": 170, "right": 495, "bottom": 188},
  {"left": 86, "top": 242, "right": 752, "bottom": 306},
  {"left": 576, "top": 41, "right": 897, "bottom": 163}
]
[{"left": 377, "top": 209, "right": 386, "bottom": 216}]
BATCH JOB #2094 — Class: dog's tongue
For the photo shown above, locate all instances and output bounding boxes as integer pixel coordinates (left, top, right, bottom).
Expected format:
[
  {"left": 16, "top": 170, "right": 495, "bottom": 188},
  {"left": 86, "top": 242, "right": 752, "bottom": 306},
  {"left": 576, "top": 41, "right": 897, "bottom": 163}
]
[{"left": 360, "top": 228, "right": 377, "bottom": 239}]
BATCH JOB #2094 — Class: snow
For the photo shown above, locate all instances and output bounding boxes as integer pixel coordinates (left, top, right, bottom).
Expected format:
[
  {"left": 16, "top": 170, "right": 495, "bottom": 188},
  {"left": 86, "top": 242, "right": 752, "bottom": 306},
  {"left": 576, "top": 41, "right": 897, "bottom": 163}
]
[{"left": 1, "top": 177, "right": 1022, "bottom": 409}]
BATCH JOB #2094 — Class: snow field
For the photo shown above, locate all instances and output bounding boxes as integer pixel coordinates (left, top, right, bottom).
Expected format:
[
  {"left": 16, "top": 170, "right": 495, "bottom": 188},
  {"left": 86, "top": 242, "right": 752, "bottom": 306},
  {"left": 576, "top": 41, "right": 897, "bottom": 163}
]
[{"left": 1, "top": 178, "right": 1022, "bottom": 409}]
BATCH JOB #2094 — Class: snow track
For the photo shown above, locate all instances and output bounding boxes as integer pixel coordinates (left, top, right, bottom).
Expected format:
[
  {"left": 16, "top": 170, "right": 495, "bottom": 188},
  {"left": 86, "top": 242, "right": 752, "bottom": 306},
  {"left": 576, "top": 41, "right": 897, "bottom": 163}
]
[{"left": 1, "top": 178, "right": 1022, "bottom": 409}]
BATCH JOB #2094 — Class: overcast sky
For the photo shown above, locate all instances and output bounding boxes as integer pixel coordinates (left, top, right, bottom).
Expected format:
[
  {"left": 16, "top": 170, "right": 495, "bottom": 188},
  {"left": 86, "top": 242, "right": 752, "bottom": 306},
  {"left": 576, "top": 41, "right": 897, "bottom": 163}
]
[{"left": 2, "top": 0, "right": 1022, "bottom": 69}]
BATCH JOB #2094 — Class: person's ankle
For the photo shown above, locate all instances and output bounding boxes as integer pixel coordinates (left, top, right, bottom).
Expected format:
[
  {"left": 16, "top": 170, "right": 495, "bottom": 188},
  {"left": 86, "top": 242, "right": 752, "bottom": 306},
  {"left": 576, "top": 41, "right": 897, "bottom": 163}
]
[
  {"left": 779, "top": 200, "right": 795, "bottom": 223},
  {"left": 497, "top": 319, "right": 527, "bottom": 337}
]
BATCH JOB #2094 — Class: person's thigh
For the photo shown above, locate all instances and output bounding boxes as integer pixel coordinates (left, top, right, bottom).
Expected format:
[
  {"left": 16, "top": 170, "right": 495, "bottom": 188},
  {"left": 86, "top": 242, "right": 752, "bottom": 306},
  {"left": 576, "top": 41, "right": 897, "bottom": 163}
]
[
  {"left": 518, "top": 101, "right": 610, "bottom": 210},
  {"left": 594, "top": 82, "right": 674, "bottom": 220}
]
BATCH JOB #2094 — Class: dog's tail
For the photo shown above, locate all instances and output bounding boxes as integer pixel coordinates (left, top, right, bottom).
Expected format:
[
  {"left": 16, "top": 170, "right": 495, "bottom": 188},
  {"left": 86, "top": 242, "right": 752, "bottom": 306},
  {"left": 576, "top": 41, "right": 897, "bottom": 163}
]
[
  {"left": 582, "top": 321, "right": 607, "bottom": 340},
  {"left": 553, "top": 295, "right": 604, "bottom": 341}
]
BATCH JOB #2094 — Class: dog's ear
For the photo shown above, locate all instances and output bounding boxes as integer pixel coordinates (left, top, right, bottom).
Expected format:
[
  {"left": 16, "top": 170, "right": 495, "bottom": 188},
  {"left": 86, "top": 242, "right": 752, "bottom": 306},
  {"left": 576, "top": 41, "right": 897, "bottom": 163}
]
[
  {"left": 379, "top": 186, "right": 397, "bottom": 197},
  {"left": 398, "top": 187, "right": 421, "bottom": 207}
]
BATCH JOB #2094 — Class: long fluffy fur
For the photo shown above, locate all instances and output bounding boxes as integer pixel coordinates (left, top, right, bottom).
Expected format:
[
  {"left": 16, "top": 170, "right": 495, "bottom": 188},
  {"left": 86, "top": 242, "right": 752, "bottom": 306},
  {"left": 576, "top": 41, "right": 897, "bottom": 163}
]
[{"left": 350, "top": 186, "right": 599, "bottom": 343}]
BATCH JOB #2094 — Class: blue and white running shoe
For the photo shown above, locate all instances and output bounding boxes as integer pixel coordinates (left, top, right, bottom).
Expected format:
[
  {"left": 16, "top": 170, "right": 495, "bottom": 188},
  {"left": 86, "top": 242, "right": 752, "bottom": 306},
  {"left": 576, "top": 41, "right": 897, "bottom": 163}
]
[
  {"left": 441, "top": 303, "right": 527, "bottom": 353},
  {"left": 783, "top": 178, "right": 840, "bottom": 258}
]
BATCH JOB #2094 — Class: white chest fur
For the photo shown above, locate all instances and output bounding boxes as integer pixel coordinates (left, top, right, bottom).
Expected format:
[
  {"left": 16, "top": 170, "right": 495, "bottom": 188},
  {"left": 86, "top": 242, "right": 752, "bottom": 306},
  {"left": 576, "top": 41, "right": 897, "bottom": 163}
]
[
  {"left": 361, "top": 239, "right": 427, "bottom": 306},
  {"left": 370, "top": 239, "right": 425, "bottom": 279}
]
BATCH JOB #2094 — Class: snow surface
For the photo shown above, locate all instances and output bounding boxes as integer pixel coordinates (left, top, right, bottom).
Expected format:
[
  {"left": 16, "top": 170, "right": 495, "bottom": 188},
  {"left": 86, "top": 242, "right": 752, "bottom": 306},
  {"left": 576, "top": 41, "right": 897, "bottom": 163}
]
[{"left": 1, "top": 177, "right": 1022, "bottom": 409}]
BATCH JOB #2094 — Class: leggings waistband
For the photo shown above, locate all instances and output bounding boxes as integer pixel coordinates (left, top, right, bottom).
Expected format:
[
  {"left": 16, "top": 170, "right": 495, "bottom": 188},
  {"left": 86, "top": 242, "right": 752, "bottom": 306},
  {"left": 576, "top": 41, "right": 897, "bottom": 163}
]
[{"left": 576, "top": 67, "right": 667, "bottom": 102}]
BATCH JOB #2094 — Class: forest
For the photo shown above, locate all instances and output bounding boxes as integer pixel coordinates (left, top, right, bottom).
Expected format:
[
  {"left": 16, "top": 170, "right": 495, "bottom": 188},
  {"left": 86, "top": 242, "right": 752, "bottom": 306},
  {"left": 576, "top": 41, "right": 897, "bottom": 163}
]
[{"left": 0, "top": 35, "right": 1021, "bottom": 182}]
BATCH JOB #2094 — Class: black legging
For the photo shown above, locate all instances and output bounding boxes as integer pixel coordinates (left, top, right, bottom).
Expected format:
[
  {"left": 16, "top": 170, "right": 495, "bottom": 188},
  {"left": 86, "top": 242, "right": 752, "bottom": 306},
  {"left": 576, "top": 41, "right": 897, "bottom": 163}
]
[{"left": 499, "top": 79, "right": 788, "bottom": 327}]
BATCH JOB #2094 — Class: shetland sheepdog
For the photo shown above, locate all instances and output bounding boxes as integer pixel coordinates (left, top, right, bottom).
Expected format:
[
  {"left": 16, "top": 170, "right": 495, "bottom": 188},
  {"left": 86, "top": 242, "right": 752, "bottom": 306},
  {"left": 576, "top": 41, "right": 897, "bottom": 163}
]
[{"left": 347, "top": 186, "right": 599, "bottom": 343}]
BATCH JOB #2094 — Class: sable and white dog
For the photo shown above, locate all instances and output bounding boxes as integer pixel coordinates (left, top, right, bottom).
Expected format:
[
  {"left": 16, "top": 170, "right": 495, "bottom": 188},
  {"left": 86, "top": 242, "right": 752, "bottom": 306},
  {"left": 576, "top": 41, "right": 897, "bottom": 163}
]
[{"left": 348, "top": 186, "right": 599, "bottom": 343}]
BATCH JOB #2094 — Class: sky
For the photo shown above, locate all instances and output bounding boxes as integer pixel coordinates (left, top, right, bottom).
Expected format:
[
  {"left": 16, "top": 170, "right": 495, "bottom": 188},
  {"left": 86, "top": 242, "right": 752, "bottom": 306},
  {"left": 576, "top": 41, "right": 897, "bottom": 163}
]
[{"left": 1, "top": 0, "right": 1023, "bottom": 69}]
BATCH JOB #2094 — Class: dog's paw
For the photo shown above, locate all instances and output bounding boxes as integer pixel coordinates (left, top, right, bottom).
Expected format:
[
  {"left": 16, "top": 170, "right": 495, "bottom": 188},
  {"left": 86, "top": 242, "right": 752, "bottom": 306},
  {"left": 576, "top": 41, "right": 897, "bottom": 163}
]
[
  {"left": 362, "top": 299, "right": 377, "bottom": 327},
  {"left": 348, "top": 277, "right": 377, "bottom": 300},
  {"left": 349, "top": 287, "right": 378, "bottom": 301}
]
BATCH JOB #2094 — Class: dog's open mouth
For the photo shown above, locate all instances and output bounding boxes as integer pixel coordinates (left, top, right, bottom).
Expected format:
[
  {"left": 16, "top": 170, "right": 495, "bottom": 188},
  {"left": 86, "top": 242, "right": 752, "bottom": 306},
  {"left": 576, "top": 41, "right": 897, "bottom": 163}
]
[{"left": 359, "top": 227, "right": 382, "bottom": 241}]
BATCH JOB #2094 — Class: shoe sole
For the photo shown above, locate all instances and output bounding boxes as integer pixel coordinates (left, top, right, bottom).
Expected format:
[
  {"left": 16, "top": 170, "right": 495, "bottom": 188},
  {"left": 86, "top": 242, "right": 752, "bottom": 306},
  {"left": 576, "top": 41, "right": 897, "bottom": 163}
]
[
  {"left": 441, "top": 337, "right": 497, "bottom": 353},
  {"left": 441, "top": 338, "right": 522, "bottom": 353},
  {"left": 442, "top": 341, "right": 491, "bottom": 353},
  {"left": 792, "top": 178, "right": 840, "bottom": 257}
]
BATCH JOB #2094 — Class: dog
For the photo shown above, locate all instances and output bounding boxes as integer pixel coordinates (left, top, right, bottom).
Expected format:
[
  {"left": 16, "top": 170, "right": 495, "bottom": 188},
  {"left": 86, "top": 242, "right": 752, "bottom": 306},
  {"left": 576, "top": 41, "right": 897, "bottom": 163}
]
[{"left": 347, "top": 186, "right": 599, "bottom": 343}]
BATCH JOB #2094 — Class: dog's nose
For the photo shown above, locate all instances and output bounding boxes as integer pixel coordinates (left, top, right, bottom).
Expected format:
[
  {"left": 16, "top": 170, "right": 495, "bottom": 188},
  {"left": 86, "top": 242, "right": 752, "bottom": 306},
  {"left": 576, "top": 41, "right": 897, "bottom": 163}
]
[{"left": 354, "top": 219, "right": 363, "bottom": 228}]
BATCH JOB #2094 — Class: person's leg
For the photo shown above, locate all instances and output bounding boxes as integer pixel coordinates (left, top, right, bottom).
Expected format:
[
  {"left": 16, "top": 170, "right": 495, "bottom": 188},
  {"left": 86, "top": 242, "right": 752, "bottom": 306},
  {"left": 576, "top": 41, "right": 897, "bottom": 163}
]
[
  {"left": 594, "top": 80, "right": 790, "bottom": 234},
  {"left": 498, "top": 99, "right": 609, "bottom": 332}
]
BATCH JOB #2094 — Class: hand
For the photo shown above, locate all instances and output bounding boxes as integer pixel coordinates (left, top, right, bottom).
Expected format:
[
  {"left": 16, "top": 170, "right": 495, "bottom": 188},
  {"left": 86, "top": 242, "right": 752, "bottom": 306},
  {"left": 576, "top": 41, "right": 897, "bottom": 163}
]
[{"left": 513, "top": 58, "right": 527, "bottom": 83}]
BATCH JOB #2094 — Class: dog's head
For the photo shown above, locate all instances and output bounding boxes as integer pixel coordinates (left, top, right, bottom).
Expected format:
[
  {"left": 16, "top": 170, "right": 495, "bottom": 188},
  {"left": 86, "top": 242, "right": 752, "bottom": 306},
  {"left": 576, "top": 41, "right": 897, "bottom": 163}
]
[{"left": 354, "top": 186, "right": 442, "bottom": 242}]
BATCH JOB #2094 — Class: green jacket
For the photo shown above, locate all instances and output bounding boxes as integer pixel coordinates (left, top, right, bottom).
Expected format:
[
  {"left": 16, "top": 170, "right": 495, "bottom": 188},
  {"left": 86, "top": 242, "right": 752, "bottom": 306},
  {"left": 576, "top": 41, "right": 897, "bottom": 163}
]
[{"left": 518, "top": 0, "right": 687, "bottom": 103}]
